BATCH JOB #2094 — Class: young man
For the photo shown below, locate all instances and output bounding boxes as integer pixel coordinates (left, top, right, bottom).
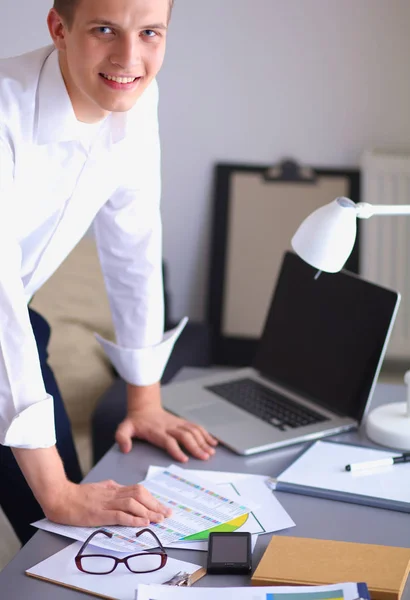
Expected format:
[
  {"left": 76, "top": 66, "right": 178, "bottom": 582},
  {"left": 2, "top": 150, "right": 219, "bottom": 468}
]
[{"left": 0, "top": 0, "right": 217, "bottom": 545}]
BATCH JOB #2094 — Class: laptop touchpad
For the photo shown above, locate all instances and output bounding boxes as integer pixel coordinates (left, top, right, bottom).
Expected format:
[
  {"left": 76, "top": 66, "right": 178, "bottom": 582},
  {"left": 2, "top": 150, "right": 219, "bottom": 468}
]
[{"left": 186, "top": 403, "right": 249, "bottom": 427}]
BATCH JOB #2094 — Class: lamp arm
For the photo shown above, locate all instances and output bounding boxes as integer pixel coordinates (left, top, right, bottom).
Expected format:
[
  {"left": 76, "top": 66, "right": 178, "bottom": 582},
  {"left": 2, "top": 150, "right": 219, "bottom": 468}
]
[{"left": 356, "top": 202, "right": 410, "bottom": 218}]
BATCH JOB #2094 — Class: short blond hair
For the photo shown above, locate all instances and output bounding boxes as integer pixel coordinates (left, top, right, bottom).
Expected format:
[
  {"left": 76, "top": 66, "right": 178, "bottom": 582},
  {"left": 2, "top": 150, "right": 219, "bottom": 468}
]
[{"left": 53, "top": 0, "right": 175, "bottom": 29}]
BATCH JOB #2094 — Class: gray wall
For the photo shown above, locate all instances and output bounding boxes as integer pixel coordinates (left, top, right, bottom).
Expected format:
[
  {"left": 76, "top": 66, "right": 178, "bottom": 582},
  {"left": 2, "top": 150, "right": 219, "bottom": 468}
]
[{"left": 2, "top": 0, "right": 410, "bottom": 321}]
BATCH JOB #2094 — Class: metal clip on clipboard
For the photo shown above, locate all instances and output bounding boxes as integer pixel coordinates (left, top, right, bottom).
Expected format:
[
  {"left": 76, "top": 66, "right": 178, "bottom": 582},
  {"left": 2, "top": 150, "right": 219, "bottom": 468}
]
[
  {"left": 264, "top": 158, "right": 316, "bottom": 183},
  {"left": 163, "top": 568, "right": 207, "bottom": 586}
]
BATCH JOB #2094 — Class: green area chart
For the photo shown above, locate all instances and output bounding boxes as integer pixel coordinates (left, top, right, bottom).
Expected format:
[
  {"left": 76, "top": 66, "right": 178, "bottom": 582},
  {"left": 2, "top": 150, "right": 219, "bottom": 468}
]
[{"left": 183, "top": 513, "right": 249, "bottom": 541}]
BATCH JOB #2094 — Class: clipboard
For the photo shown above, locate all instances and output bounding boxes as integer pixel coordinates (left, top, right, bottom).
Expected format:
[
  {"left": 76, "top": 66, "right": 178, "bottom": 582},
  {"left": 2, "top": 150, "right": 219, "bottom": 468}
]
[
  {"left": 207, "top": 159, "right": 360, "bottom": 365},
  {"left": 274, "top": 440, "right": 410, "bottom": 513},
  {"left": 25, "top": 541, "right": 206, "bottom": 600}
]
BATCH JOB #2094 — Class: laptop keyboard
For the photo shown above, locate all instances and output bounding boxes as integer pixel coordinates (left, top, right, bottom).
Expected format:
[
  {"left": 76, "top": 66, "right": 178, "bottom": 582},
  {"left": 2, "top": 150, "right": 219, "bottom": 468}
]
[{"left": 206, "top": 378, "right": 329, "bottom": 431}]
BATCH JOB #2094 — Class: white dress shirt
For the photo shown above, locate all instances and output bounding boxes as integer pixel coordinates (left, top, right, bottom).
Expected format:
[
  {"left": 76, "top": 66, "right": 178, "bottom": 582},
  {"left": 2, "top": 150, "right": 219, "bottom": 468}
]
[{"left": 0, "top": 45, "right": 186, "bottom": 449}]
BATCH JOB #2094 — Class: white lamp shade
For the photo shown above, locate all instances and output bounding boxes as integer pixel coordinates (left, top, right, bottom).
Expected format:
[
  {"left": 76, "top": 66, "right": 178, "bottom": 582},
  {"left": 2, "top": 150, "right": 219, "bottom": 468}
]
[{"left": 291, "top": 197, "right": 358, "bottom": 273}]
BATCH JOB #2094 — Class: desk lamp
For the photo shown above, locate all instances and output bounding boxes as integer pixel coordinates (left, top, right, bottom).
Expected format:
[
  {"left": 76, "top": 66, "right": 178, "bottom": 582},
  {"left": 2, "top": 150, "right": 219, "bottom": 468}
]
[{"left": 291, "top": 196, "right": 410, "bottom": 451}]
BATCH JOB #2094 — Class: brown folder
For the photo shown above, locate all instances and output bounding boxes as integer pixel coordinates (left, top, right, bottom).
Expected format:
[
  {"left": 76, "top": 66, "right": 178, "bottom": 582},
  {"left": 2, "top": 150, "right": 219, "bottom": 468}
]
[{"left": 252, "top": 536, "right": 410, "bottom": 600}]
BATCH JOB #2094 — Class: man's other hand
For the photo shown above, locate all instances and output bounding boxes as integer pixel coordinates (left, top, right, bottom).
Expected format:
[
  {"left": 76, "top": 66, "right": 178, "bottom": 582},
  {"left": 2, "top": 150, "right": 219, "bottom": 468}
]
[{"left": 115, "top": 406, "right": 218, "bottom": 463}]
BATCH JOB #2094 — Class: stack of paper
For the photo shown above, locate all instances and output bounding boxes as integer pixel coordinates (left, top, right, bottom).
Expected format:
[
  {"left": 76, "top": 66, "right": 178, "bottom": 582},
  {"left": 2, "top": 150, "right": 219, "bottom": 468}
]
[
  {"left": 33, "top": 464, "right": 295, "bottom": 553},
  {"left": 145, "top": 466, "right": 295, "bottom": 551}
]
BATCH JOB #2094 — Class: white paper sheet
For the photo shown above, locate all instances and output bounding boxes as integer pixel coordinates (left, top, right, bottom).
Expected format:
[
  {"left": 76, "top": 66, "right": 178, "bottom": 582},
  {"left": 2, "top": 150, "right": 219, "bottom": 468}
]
[
  {"left": 26, "top": 541, "right": 202, "bottom": 600},
  {"left": 136, "top": 581, "right": 367, "bottom": 600},
  {"left": 33, "top": 464, "right": 255, "bottom": 553},
  {"left": 146, "top": 466, "right": 295, "bottom": 551}
]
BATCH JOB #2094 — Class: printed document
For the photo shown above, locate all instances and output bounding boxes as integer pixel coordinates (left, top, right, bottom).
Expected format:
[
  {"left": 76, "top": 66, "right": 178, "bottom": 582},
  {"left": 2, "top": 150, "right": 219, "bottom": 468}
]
[
  {"left": 137, "top": 581, "right": 369, "bottom": 600},
  {"left": 33, "top": 464, "right": 255, "bottom": 553},
  {"left": 146, "top": 466, "right": 295, "bottom": 551}
]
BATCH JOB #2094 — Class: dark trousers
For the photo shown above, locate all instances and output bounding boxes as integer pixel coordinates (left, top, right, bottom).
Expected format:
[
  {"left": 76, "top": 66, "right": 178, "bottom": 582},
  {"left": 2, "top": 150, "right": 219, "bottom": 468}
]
[{"left": 0, "top": 309, "right": 83, "bottom": 545}]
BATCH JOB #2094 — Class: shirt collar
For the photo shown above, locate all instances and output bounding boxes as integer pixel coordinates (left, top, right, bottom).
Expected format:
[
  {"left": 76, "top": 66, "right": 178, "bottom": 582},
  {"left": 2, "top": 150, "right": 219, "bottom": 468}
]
[
  {"left": 110, "top": 110, "right": 128, "bottom": 144},
  {"left": 36, "top": 46, "right": 128, "bottom": 146}
]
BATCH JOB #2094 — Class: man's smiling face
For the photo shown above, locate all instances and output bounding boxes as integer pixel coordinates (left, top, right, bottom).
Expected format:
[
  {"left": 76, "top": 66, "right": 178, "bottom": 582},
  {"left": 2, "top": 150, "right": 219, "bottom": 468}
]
[{"left": 48, "top": 0, "right": 169, "bottom": 122}]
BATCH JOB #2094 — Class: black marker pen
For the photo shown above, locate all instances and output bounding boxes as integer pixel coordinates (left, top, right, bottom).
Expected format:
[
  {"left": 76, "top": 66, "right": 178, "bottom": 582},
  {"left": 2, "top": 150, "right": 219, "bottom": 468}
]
[{"left": 345, "top": 452, "right": 410, "bottom": 472}]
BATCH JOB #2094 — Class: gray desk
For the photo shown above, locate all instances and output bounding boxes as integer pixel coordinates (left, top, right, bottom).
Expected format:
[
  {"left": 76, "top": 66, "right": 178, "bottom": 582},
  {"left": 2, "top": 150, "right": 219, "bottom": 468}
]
[{"left": 1, "top": 371, "right": 410, "bottom": 599}]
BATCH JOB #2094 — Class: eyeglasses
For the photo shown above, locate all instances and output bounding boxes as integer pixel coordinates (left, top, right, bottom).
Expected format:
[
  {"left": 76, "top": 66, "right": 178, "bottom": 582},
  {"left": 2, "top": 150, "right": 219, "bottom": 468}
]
[{"left": 75, "top": 528, "right": 168, "bottom": 575}]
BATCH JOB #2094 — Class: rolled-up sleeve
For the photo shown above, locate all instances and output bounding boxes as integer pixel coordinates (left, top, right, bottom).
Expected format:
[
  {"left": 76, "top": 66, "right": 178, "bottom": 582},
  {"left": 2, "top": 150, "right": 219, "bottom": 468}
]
[
  {"left": 93, "top": 81, "right": 187, "bottom": 386},
  {"left": 0, "top": 129, "right": 55, "bottom": 448}
]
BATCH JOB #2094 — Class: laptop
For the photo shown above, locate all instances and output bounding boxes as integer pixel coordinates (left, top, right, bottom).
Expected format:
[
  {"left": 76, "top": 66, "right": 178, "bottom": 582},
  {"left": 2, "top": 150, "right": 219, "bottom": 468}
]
[{"left": 162, "top": 251, "right": 400, "bottom": 455}]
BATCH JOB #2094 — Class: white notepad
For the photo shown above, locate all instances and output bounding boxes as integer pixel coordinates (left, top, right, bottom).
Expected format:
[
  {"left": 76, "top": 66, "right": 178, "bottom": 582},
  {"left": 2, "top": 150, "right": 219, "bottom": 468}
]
[{"left": 275, "top": 440, "right": 410, "bottom": 512}]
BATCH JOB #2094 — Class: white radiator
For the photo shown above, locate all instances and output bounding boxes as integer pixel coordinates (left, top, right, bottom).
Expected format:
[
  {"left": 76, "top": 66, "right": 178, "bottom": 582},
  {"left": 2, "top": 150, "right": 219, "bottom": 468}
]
[{"left": 361, "top": 150, "right": 410, "bottom": 360}]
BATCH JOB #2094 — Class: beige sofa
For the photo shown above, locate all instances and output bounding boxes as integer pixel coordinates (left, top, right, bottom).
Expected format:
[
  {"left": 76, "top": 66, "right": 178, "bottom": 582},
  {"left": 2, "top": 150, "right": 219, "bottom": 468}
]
[{"left": 30, "top": 236, "right": 117, "bottom": 472}]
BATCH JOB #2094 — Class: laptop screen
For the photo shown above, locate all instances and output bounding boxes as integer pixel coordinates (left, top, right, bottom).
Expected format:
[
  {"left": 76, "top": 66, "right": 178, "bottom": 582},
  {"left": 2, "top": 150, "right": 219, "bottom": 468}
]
[{"left": 253, "top": 252, "right": 399, "bottom": 421}]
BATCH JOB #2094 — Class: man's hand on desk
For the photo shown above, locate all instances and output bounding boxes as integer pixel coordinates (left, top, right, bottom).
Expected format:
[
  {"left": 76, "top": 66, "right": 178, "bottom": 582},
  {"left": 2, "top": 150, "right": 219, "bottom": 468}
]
[
  {"left": 45, "top": 479, "right": 172, "bottom": 528},
  {"left": 115, "top": 382, "right": 218, "bottom": 463},
  {"left": 12, "top": 446, "right": 171, "bottom": 528}
]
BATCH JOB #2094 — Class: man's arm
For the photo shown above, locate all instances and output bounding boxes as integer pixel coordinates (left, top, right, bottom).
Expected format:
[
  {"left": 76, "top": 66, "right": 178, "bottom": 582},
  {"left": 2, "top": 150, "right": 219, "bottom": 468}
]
[
  {"left": 13, "top": 445, "right": 170, "bottom": 526},
  {"left": 0, "top": 128, "right": 169, "bottom": 526},
  {"left": 93, "top": 81, "right": 217, "bottom": 460},
  {"left": 0, "top": 128, "right": 55, "bottom": 450}
]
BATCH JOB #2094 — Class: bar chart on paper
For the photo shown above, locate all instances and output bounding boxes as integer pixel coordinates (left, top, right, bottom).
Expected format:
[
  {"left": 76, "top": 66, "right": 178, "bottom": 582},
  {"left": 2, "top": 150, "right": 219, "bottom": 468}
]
[{"left": 145, "top": 466, "right": 295, "bottom": 547}]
